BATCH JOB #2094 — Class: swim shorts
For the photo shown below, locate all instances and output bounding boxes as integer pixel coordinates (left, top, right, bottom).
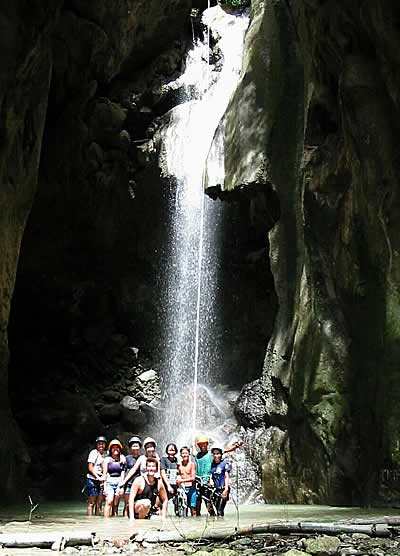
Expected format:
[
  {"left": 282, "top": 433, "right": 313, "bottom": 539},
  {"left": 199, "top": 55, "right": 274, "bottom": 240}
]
[{"left": 86, "top": 478, "right": 104, "bottom": 497}]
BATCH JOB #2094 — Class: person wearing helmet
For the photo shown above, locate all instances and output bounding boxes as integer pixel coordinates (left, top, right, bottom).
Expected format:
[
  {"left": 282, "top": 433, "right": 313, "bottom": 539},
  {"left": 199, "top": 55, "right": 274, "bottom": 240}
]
[
  {"left": 86, "top": 436, "right": 107, "bottom": 516},
  {"left": 139, "top": 437, "right": 160, "bottom": 475},
  {"left": 194, "top": 434, "right": 212, "bottom": 515},
  {"left": 194, "top": 435, "right": 243, "bottom": 516},
  {"left": 209, "top": 446, "right": 231, "bottom": 517},
  {"left": 119, "top": 436, "right": 142, "bottom": 517},
  {"left": 102, "top": 439, "right": 126, "bottom": 517},
  {"left": 120, "top": 435, "right": 160, "bottom": 494}
]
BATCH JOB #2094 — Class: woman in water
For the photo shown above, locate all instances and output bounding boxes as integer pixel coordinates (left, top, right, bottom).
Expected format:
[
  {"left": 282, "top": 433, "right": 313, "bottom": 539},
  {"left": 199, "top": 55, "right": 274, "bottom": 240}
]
[
  {"left": 209, "top": 445, "right": 231, "bottom": 517},
  {"left": 119, "top": 436, "right": 142, "bottom": 517},
  {"left": 160, "top": 443, "right": 179, "bottom": 497},
  {"left": 122, "top": 436, "right": 160, "bottom": 480},
  {"left": 102, "top": 439, "right": 126, "bottom": 517},
  {"left": 86, "top": 436, "right": 107, "bottom": 516}
]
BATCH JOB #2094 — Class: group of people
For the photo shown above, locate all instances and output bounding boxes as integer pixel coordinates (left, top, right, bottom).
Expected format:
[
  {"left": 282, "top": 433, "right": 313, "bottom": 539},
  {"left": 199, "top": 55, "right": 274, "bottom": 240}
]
[{"left": 85, "top": 434, "right": 243, "bottom": 523}]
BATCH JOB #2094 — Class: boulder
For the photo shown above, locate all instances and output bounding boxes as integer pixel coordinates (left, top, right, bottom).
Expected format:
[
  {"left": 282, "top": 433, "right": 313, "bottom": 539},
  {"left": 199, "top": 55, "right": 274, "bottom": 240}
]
[
  {"left": 103, "top": 390, "right": 121, "bottom": 403},
  {"left": 137, "top": 369, "right": 157, "bottom": 383},
  {"left": 303, "top": 536, "right": 340, "bottom": 555},
  {"left": 120, "top": 395, "right": 140, "bottom": 411},
  {"left": 98, "top": 403, "right": 121, "bottom": 424},
  {"left": 128, "top": 369, "right": 161, "bottom": 403},
  {"left": 89, "top": 100, "right": 127, "bottom": 145},
  {"left": 120, "top": 406, "right": 147, "bottom": 429}
]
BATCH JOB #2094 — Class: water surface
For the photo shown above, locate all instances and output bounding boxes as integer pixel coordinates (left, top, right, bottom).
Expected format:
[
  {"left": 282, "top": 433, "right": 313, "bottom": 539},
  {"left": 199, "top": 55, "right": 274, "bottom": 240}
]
[{"left": 1, "top": 501, "right": 398, "bottom": 540}]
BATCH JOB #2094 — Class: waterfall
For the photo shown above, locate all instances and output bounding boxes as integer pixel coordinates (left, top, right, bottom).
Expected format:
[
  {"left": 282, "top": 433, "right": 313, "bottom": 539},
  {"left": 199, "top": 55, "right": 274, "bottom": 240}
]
[{"left": 158, "top": 6, "right": 250, "bottom": 447}]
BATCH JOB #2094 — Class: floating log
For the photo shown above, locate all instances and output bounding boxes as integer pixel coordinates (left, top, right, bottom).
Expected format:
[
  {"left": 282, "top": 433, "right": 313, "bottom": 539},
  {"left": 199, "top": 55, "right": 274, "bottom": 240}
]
[
  {"left": 0, "top": 532, "right": 96, "bottom": 549},
  {"left": 136, "top": 520, "right": 393, "bottom": 544}
]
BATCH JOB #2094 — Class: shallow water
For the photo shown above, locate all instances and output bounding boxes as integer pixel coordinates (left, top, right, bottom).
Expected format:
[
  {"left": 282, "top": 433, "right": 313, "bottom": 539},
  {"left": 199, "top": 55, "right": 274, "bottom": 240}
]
[{"left": 1, "top": 501, "right": 399, "bottom": 543}]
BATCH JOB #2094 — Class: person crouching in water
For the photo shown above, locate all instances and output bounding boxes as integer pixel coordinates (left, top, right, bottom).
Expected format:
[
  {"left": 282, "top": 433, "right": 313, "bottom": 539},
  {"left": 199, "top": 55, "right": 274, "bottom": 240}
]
[
  {"left": 102, "top": 439, "right": 126, "bottom": 517},
  {"left": 209, "top": 446, "right": 231, "bottom": 517},
  {"left": 129, "top": 457, "right": 168, "bottom": 527},
  {"left": 86, "top": 436, "right": 107, "bottom": 516}
]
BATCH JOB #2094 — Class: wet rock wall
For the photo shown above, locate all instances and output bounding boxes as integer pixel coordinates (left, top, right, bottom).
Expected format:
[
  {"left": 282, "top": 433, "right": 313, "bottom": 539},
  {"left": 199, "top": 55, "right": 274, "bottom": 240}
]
[
  {"left": 221, "top": 0, "right": 400, "bottom": 504},
  {"left": 0, "top": 0, "right": 192, "bottom": 499}
]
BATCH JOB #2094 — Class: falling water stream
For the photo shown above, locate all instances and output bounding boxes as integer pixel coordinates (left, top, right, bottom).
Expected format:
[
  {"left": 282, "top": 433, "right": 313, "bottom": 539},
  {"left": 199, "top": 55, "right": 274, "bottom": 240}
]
[{"left": 158, "top": 5, "right": 250, "bottom": 447}]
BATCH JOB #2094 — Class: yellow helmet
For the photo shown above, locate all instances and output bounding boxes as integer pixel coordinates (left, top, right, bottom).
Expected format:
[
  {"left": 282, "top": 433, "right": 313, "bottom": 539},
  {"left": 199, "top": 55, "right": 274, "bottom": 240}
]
[
  {"left": 108, "top": 439, "right": 123, "bottom": 451},
  {"left": 196, "top": 434, "right": 209, "bottom": 445}
]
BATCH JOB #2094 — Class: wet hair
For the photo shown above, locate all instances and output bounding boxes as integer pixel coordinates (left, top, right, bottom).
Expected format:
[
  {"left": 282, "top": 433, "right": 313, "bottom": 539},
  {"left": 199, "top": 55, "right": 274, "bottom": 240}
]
[
  {"left": 180, "top": 446, "right": 190, "bottom": 454},
  {"left": 166, "top": 443, "right": 178, "bottom": 453}
]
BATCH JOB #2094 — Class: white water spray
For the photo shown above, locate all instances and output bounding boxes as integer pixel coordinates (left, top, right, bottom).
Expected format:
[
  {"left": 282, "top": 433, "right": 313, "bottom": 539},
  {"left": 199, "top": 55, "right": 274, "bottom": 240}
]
[{"left": 158, "top": 6, "right": 249, "bottom": 445}]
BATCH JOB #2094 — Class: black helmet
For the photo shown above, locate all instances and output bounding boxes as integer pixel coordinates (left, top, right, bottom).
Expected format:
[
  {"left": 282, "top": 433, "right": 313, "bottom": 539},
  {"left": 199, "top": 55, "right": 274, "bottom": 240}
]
[
  {"left": 128, "top": 436, "right": 142, "bottom": 447},
  {"left": 96, "top": 436, "right": 107, "bottom": 444}
]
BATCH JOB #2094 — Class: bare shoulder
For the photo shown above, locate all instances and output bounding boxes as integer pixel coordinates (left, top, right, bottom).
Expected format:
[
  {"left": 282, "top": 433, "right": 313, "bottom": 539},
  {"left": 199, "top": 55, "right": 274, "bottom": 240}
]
[{"left": 133, "top": 475, "right": 145, "bottom": 490}]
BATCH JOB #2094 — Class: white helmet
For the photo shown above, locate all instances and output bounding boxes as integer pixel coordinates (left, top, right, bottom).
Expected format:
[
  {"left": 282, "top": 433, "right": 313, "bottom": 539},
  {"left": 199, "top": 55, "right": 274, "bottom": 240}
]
[{"left": 143, "top": 436, "right": 157, "bottom": 448}]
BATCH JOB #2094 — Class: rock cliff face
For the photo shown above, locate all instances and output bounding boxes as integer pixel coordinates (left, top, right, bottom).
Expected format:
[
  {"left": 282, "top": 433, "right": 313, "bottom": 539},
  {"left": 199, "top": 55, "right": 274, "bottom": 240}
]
[
  {"left": 0, "top": 0, "right": 192, "bottom": 499},
  {"left": 0, "top": 0, "right": 63, "bottom": 499},
  {"left": 1, "top": 0, "right": 400, "bottom": 505},
  {"left": 214, "top": 0, "right": 400, "bottom": 504}
]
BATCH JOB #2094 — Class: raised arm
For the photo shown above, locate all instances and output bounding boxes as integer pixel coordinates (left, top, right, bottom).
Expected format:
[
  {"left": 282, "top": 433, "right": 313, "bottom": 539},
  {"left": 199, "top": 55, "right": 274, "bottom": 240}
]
[
  {"left": 120, "top": 455, "right": 144, "bottom": 487},
  {"left": 223, "top": 439, "right": 243, "bottom": 453}
]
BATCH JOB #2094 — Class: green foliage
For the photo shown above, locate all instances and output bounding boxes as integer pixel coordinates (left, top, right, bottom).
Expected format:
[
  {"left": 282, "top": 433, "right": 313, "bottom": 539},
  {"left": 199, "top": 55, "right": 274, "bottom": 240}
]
[{"left": 190, "top": 8, "right": 200, "bottom": 18}]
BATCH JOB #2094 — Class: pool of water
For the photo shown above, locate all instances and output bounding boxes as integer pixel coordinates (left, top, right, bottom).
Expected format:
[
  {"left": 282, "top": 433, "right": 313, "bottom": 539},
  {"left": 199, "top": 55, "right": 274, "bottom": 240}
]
[{"left": 1, "top": 501, "right": 399, "bottom": 540}]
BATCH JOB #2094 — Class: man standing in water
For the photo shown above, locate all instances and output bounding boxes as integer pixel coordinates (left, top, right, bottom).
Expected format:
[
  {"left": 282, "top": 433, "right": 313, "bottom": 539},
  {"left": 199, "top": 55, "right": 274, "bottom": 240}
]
[
  {"left": 177, "top": 446, "right": 197, "bottom": 516},
  {"left": 194, "top": 435, "right": 243, "bottom": 516},
  {"left": 129, "top": 457, "right": 168, "bottom": 527}
]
